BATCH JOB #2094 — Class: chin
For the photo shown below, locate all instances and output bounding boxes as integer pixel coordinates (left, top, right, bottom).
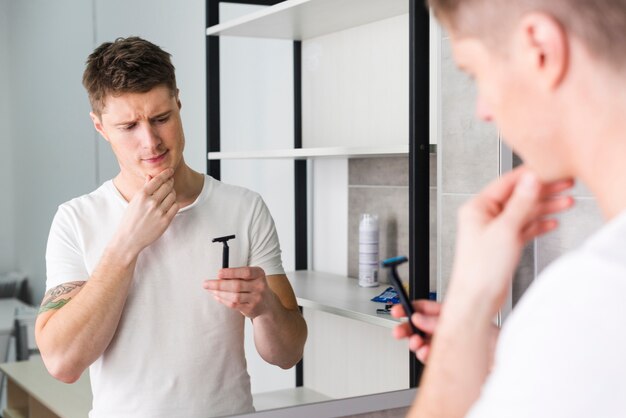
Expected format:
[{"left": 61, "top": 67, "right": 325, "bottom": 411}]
[{"left": 526, "top": 163, "right": 570, "bottom": 183}]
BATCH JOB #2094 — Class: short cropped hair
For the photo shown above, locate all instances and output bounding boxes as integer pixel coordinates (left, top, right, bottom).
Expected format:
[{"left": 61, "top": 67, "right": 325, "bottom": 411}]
[
  {"left": 427, "top": 0, "right": 626, "bottom": 68},
  {"left": 82, "top": 36, "right": 177, "bottom": 115}
]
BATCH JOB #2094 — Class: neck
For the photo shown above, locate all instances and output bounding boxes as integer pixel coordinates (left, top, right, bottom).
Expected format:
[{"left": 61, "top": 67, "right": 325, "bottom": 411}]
[
  {"left": 560, "top": 56, "right": 626, "bottom": 220},
  {"left": 114, "top": 163, "right": 204, "bottom": 208}
]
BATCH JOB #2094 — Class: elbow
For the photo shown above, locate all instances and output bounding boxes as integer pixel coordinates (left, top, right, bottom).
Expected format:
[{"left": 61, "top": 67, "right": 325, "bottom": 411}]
[
  {"left": 41, "top": 354, "right": 84, "bottom": 383},
  {"left": 274, "top": 336, "right": 307, "bottom": 370},
  {"left": 38, "top": 343, "right": 86, "bottom": 383},
  {"left": 36, "top": 324, "right": 86, "bottom": 383},
  {"left": 262, "top": 344, "right": 304, "bottom": 370},
  {"left": 270, "top": 352, "right": 303, "bottom": 370}
]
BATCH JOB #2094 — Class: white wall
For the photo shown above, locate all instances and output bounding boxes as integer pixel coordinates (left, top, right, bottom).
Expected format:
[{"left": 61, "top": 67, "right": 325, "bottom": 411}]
[
  {"left": 0, "top": 0, "right": 16, "bottom": 273},
  {"left": 302, "top": 14, "right": 409, "bottom": 148},
  {"left": 8, "top": 0, "right": 97, "bottom": 302},
  {"left": 5, "top": 0, "right": 207, "bottom": 303}
]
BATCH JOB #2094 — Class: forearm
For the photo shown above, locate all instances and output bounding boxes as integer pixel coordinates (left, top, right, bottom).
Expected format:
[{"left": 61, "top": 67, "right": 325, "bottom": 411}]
[
  {"left": 36, "top": 243, "right": 137, "bottom": 382},
  {"left": 410, "top": 285, "right": 495, "bottom": 418},
  {"left": 253, "top": 298, "right": 307, "bottom": 369}
]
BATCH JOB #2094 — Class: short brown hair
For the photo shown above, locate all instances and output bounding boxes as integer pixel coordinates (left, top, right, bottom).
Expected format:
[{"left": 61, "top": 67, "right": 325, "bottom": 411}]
[
  {"left": 428, "top": 0, "right": 626, "bottom": 68},
  {"left": 82, "top": 36, "right": 177, "bottom": 115}
]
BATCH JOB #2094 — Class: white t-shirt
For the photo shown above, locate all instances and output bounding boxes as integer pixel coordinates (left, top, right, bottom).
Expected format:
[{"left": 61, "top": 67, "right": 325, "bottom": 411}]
[
  {"left": 467, "top": 211, "right": 626, "bottom": 417},
  {"left": 45, "top": 175, "right": 286, "bottom": 418}
]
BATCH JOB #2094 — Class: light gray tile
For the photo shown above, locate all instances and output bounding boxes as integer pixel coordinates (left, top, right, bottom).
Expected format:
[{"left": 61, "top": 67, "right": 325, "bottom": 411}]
[
  {"left": 441, "top": 37, "right": 499, "bottom": 195},
  {"left": 430, "top": 187, "right": 437, "bottom": 292},
  {"left": 513, "top": 241, "right": 536, "bottom": 306},
  {"left": 430, "top": 151, "right": 437, "bottom": 188},
  {"left": 349, "top": 157, "right": 409, "bottom": 187},
  {"left": 348, "top": 187, "right": 410, "bottom": 284},
  {"left": 438, "top": 193, "right": 471, "bottom": 300},
  {"left": 536, "top": 198, "right": 604, "bottom": 273}
]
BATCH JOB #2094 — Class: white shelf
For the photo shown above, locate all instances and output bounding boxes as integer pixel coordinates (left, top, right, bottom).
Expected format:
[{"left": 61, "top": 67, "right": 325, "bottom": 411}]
[
  {"left": 254, "top": 387, "right": 332, "bottom": 411},
  {"left": 206, "top": 0, "right": 409, "bottom": 40},
  {"left": 288, "top": 270, "right": 402, "bottom": 329},
  {"left": 208, "top": 145, "right": 408, "bottom": 160}
]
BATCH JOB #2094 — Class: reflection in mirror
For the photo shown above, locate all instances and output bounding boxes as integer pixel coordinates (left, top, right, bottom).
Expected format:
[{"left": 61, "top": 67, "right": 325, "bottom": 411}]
[
  {"left": 0, "top": 0, "right": 439, "bottom": 417},
  {"left": 216, "top": 1, "right": 419, "bottom": 416}
]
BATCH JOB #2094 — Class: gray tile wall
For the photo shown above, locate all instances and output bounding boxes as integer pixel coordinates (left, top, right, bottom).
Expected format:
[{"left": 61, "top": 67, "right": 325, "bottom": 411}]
[
  {"left": 347, "top": 155, "right": 437, "bottom": 291},
  {"left": 438, "top": 35, "right": 500, "bottom": 300}
]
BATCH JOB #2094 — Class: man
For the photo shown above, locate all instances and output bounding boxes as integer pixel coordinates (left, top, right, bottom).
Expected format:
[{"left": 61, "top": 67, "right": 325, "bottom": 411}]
[
  {"left": 393, "top": 1, "right": 626, "bottom": 417},
  {"left": 34, "top": 37, "right": 307, "bottom": 418}
]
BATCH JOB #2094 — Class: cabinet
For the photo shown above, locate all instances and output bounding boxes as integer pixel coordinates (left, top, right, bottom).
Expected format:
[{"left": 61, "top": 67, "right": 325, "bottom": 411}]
[{"left": 205, "top": 0, "right": 430, "bottom": 394}]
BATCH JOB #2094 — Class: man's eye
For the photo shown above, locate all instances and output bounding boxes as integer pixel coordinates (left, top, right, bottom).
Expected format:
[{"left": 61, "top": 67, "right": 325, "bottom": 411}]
[
  {"left": 121, "top": 123, "right": 136, "bottom": 131},
  {"left": 155, "top": 116, "right": 169, "bottom": 124}
]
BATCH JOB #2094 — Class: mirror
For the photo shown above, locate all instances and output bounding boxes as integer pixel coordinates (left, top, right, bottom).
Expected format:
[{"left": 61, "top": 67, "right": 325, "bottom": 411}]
[
  {"left": 215, "top": 1, "right": 421, "bottom": 416},
  {"left": 0, "top": 0, "right": 439, "bottom": 417}
]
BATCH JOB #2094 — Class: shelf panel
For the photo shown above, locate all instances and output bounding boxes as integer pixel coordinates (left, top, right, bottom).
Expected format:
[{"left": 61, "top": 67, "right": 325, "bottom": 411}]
[
  {"left": 208, "top": 145, "right": 408, "bottom": 160},
  {"left": 288, "top": 270, "right": 402, "bottom": 329},
  {"left": 206, "top": 0, "right": 409, "bottom": 40}
]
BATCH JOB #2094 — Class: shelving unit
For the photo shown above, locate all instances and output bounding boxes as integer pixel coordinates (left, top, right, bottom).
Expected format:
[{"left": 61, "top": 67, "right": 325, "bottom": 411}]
[
  {"left": 206, "top": 0, "right": 409, "bottom": 40},
  {"left": 208, "top": 145, "right": 408, "bottom": 160},
  {"left": 206, "top": 0, "right": 430, "bottom": 389},
  {"left": 289, "top": 270, "right": 402, "bottom": 329}
]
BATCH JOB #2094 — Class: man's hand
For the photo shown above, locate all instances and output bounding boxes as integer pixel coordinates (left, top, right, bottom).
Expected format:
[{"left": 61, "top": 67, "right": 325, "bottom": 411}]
[
  {"left": 391, "top": 300, "right": 500, "bottom": 367},
  {"left": 391, "top": 300, "right": 441, "bottom": 363},
  {"left": 447, "top": 167, "right": 574, "bottom": 316},
  {"left": 202, "top": 267, "right": 278, "bottom": 318},
  {"left": 113, "top": 168, "right": 179, "bottom": 257}
]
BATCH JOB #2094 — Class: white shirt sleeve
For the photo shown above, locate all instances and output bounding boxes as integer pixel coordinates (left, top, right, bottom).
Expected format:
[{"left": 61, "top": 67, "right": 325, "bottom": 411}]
[
  {"left": 246, "top": 195, "right": 285, "bottom": 277},
  {"left": 45, "top": 205, "right": 89, "bottom": 290}
]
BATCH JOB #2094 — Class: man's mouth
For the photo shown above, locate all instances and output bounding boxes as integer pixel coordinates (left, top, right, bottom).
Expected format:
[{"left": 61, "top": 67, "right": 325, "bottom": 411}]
[{"left": 143, "top": 150, "right": 168, "bottom": 164}]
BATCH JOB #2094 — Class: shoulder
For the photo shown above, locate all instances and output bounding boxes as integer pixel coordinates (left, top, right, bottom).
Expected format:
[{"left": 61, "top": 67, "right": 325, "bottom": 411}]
[
  {"left": 204, "top": 176, "right": 264, "bottom": 206},
  {"left": 54, "top": 181, "right": 119, "bottom": 223}
]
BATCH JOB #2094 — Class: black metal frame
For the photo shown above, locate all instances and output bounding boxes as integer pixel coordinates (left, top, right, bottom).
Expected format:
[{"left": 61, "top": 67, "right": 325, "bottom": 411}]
[
  {"left": 206, "top": 0, "right": 430, "bottom": 390},
  {"left": 408, "top": 0, "right": 430, "bottom": 387}
]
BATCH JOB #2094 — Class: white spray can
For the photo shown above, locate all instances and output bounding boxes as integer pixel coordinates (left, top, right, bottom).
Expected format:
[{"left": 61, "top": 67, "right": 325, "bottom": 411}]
[{"left": 359, "top": 213, "right": 379, "bottom": 287}]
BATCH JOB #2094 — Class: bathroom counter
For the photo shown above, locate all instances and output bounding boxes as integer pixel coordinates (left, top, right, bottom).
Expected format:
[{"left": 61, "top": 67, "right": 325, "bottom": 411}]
[{"left": 288, "top": 270, "right": 402, "bottom": 329}]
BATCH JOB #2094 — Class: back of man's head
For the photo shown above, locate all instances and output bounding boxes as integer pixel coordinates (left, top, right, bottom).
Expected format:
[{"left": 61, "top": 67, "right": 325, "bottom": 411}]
[
  {"left": 428, "top": 0, "right": 626, "bottom": 69},
  {"left": 83, "top": 36, "right": 177, "bottom": 115}
]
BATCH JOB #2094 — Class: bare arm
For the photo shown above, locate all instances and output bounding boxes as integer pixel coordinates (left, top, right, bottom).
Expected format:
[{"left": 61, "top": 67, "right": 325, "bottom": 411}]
[
  {"left": 251, "top": 274, "right": 307, "bottom": 368},
  {"left": 35, "top": 169, "right": 178, "bottom": 383},
  {"left": 203, "top": 269, "right": 307, "bottom": 369},
  {"left": 35, "top": 246, "right": 138, "bottom": 383}
]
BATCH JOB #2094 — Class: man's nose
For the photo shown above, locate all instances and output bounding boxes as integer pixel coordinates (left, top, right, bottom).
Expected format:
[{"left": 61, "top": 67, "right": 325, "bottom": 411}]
[
  {"left": 138, "top": 124, "right": 161, "bottom": 148},
  {"left": 475, "top": 95, "right": 493, "bottom": 122}
]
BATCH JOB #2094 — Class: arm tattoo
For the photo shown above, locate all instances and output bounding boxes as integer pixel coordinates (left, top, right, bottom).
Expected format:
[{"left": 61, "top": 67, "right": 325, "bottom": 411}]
[{"left": 39, "top": 281, "right": 86, "bottom": 314}]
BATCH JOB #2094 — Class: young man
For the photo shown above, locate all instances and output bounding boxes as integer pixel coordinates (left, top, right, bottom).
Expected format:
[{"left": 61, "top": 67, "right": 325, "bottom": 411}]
[
  {"left": 394, "top": 1, "right": 626, "bottom": 417},
  {"left": 34, "top": 37, "right": 307, "bottom": 418}
]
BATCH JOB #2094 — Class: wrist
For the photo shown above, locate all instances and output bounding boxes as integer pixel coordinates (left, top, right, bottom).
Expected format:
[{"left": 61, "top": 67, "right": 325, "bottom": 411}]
[
  {"left": 254, "top": 290, "right": 282, "bottom": 320},
  {"left": 105, "top": 235, "right": 141, "bottom": 268}
]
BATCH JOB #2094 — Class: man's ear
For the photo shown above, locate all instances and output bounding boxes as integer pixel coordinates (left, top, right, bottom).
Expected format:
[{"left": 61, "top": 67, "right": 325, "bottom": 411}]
[
  {"left": 176, "top": 88, "right": 182, "bottom": 110},
  {"left": 518, "top": 12, "right": 569, "bottom": 89},
  {"left": 90, "top": 111, "right": 110, "bottom": 142}
]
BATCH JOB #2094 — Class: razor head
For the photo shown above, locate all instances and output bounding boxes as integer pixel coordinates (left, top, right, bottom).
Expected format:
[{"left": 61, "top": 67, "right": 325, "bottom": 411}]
[
  {"left": 212, "top": 234, "right": 236, "bottom": 243},
  {"left": 381, "top": 256, "right": 408, "bottom": 268}
]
